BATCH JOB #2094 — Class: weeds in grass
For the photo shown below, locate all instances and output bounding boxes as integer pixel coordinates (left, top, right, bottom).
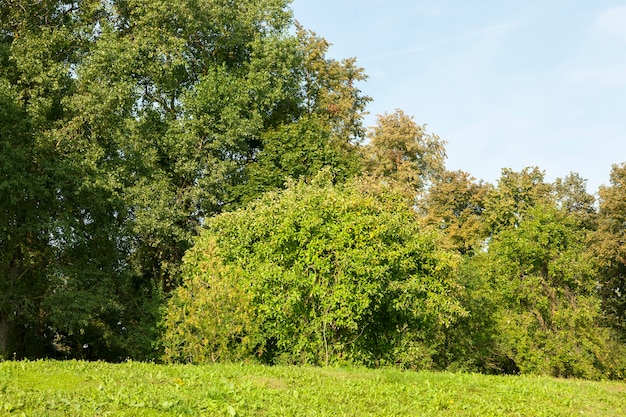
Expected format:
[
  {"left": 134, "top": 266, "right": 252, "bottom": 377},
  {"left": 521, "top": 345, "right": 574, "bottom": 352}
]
[{"left": 0, "top": 360, "right": 624, "bottom": 416}]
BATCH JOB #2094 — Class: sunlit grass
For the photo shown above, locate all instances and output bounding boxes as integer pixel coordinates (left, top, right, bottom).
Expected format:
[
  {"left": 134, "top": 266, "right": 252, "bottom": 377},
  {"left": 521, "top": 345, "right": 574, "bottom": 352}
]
[{"left": 0, "top": 360, "right": 624, "bottom": 416}]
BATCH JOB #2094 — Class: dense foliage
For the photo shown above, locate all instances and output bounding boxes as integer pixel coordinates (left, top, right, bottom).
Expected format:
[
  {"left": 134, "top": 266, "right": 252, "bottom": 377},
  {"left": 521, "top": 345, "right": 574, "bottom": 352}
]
[
  {"left": 0, "top": 0, "right": 624, "bottom": 379},
  {"left": 429, "top": 169, "right": 625, "bottom": 379},
  {"left": 163, "top": 174, "right": 465, "bottom": 366},
  {"left": 0, "top": 0, "right": 367, "bottom": 360}
]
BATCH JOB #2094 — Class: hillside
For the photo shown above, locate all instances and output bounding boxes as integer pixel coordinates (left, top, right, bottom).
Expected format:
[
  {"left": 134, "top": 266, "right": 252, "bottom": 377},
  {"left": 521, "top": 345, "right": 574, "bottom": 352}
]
[{"left": 1, "top": 360, "right": 624, "bottom": 416}]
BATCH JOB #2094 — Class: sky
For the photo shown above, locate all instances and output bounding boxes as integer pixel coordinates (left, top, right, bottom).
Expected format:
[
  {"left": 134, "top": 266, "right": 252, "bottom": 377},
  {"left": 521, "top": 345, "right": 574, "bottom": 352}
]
[{"left": 290, "top": 0, "right": 626, "bottom": 193}]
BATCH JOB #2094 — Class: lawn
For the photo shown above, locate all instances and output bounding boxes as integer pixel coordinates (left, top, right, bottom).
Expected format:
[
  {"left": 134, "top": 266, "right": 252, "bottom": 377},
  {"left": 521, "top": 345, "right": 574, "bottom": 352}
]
[{"left": 0, "top": 360, "right": 624, "bottom": 416}]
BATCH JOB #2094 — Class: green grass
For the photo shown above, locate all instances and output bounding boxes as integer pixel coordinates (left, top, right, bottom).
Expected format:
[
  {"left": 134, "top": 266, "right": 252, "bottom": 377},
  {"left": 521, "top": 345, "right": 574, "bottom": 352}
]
[{"left": 0, "top": 360, "right": 624, "bottom": 416}]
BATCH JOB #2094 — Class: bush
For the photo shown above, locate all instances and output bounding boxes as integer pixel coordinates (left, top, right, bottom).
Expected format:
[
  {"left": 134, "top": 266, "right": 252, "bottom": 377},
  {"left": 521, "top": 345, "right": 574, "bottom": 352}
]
[
  {"left": 475, "top": 205, "right": 625, "bottom": 379},
  {"left": 162, "top": 173, "right": 466, "bottom": 366}
]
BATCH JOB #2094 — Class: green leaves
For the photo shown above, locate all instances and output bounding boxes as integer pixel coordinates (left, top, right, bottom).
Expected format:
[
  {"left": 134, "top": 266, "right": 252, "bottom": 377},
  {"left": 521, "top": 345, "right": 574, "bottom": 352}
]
[
  {"left": 0, "top": 76, "right": 57, "bottom": 358},
  {"left": 1, "top": 0, "right": 623, "bottom": 376},
  {"left": 472, "top": 203, "right": 621, "bottom": 378},
  {"left": 364, "top": 109, "right": 447, "bottom": 195},
  {"left": 163, "top": 176, "right": 465, "bottom": 367},
  {"left": 593, "top": 163, "right": 626, "bottom": 339},
  {"left": 2, "top": 0, "right": 358, "bottom": 360}
]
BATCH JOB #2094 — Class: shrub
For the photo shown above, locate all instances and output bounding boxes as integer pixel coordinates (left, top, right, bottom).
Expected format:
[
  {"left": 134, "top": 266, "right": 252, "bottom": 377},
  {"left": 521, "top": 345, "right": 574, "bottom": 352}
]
[{"left": 162, "top": 173, "right": 465, "bottom": 366}]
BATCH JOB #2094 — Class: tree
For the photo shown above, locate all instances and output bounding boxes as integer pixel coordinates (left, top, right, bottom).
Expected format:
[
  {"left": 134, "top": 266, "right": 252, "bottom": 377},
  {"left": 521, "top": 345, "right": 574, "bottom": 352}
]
[
  {"left": 483, "top": 167, "right": 553, "bottom": 234},
  {"left": 0, "top": 0, "right": 98, "bottom": 359},
  {"left": 0, "top": 0, "right": 372, "bottom": 360},
  {"left": 592, "top": 163, "right": 626, "bottom": 340},
  {"left": 364, "top": 109, "right": 446, "bottom": 194},
  {"left": 420, "top": 170, "right": 492, "bottom": 255},
  {"left": 426, "top": 168, "right": 623, "bottom": 378},
  {"left": 475, "top": 204, "right": 623, "bottom": 379},
  {"left": 234, "top": 115, "right": 364, "bottom": 206},
  {"left": 0, "top": 79, "right": 52, "bottom": 358},
  {"left": 296, "top": 25, "right": 371, "bottom": 143},
  {"left": 66, "top": 0, "right": 370, "bottom": 294},
  {"left": 163, "top": 173, "right": 466, "bottom": 367},
  {"left": 553, "top": 172, "right": 596, "bottom": 230}
]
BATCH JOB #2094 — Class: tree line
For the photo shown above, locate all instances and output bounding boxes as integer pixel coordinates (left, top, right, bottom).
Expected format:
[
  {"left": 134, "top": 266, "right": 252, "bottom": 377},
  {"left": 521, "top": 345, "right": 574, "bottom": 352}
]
[{"left": 0, "top": 0, "right": 624, "bottom": 379}]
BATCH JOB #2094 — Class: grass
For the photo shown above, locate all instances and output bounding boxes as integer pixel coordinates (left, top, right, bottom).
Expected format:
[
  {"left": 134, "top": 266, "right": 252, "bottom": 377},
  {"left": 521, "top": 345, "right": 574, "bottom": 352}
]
[{"left": 0, "top": 360, "right": 624, "bottom": 416}]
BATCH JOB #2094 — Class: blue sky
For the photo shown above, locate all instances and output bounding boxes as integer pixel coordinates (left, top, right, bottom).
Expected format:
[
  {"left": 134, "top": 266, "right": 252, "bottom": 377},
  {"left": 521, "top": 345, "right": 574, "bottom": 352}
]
[{"left": 290, "top": 0, "right": 626, "bottom": 192}]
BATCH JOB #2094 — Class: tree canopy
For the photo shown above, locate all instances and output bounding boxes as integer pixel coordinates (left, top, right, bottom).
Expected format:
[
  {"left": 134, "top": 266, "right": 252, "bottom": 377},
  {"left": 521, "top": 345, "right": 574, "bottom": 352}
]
[
  {"left": 163, "top": 174, "right": 465, "bottom": 367},
  {"left": 0, "top": 0, "right": 368, "bottom": 360},
  {"left": 364, "top": 109, "right": 446, "bottom": 194},
  {"left": 0, "top": 0, "right": 624, "bottom": 379}
]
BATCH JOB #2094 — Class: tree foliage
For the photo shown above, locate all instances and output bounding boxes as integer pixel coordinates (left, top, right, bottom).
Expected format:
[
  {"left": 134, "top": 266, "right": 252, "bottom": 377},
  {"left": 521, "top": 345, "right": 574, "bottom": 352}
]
[
  {"left": 593, "top": 163, "right": 626, "bottom": 339},
  {"left": 0, "top": 78, "right": 54, "bottom": 357},
  {"left": 364, "top": 109, "right": 446, "bottom": 194},
  {"left": 0, "top": 0, "right": 624, "bottom": 379},
  {"left": 420, "top": 170, "right": 492, "bottom": 254},
  {"left": 163, "top": 174, "right": 465, "bottom": 367},
  {"left": 483, "top": 167, "right": 553, "bottom": 233},
  {"left": 418, "top": 167, "right": 624, "bottom": 378},
  {"left": 478, "top": 204, "right": 621, "bottom": 379},
  {"left": 0, "top": 0, "right": 369, "bottom": 360}
]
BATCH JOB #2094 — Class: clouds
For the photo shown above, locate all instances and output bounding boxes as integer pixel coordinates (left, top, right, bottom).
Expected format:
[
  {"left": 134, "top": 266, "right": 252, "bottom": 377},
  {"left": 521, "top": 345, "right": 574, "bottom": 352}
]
[{"left": 593, "top": 6, "right": 626, "bottom": 42}]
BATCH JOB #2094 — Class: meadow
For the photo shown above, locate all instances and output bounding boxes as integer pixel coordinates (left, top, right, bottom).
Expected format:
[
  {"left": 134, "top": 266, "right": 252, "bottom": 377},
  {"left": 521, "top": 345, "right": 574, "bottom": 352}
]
[{"left": 0, "top": 360, "right": 624, "bottom": 416}]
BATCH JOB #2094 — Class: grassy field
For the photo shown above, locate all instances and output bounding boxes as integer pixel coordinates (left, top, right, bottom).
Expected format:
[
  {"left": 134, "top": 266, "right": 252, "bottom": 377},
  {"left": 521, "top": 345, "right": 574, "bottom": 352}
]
[{"left": 0, "top": 360, "right": 624, "bottom": 416}]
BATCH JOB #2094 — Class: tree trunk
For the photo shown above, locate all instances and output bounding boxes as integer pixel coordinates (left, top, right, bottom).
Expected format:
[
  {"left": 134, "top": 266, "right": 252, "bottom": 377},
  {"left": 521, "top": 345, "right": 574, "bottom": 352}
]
[
  {"left": 1, "top": 249, "right": 23, "bottom": 359},
  {"left": 0, "top": 314, "right": 8, "bottom": 359}
]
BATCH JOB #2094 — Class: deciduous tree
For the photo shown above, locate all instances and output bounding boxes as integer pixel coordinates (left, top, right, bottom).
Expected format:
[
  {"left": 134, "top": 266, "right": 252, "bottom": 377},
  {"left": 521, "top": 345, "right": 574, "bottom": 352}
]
[
  {"left": 364, "top": 109, "right": 446, "bottom": 194},
  {"left": 163, "top": 173, "right": 466, "bottom": 367},
  {"left": 592, "top": 163, "right": 626, "bottom": 340},
  {"left": 420, "top": 170, "right": 492, "bottom": 254},
  {"left": 0, "top": 0, "right": 371, "bottom": 359},
  {"left": 473, "top": 204, "right": 623, "bottom": 379}
]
